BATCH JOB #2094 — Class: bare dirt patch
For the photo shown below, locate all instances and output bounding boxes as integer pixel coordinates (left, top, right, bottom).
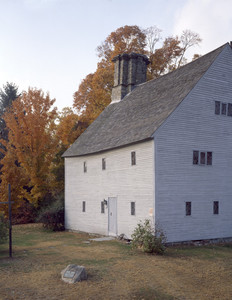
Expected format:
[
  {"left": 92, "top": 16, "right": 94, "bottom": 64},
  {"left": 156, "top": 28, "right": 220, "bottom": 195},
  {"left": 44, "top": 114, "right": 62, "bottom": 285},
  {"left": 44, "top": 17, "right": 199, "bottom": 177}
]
[{"left": 0, "top": 224, "right": 232, "bottom": 300}]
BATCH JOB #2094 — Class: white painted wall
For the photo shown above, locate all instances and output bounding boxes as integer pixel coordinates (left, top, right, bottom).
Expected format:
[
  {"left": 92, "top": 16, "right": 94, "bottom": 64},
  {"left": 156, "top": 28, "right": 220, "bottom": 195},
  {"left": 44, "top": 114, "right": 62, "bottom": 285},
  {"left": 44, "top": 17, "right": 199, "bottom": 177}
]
[
  {"left": 155, "top": 44, "right": 232, "bottom": 242},
  {"left": 65, "top": 140, "right": 154, "bottom": 238}
]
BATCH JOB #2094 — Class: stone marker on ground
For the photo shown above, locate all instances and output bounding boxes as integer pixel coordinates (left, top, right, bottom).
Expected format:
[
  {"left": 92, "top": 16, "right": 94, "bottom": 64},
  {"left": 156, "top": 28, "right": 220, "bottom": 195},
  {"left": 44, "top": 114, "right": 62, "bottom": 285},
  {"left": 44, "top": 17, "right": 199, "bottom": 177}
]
[{"left": 61, "top": 265, "right": 87, "bottom": 284}]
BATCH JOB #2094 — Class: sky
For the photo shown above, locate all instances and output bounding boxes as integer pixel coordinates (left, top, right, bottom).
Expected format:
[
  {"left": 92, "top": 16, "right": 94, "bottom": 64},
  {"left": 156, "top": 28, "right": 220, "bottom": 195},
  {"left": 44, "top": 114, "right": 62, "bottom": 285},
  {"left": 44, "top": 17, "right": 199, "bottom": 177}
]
[{"left": 1, "top": 0, "right": 232, "bottom": 111}]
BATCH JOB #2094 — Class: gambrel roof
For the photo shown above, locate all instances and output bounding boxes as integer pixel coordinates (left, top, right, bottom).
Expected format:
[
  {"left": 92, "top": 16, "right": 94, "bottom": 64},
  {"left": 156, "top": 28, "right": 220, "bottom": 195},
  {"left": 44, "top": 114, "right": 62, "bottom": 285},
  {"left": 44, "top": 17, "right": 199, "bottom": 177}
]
[{"left": 63, "top": 43, "right": 227, "bottom": 157}]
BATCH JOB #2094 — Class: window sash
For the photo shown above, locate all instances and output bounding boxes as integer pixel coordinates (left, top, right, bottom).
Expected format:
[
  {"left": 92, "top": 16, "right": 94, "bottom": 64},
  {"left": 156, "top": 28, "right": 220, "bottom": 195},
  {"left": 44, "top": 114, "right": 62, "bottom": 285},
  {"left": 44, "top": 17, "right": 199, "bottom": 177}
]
[
  {"left": 221, "top": 103, "right": 227, "bottom": 115},
  {"left": 207, "top": 152, "right": 212, "bottom": 165},
  {"left": 213, "top": 201, "right": 219, "bottom": 214},
  {"left": 186, "top": 202, "right": 191, "bottom": 216},
  {"left": 228, "top": 103, "right": 232, "bottom": 116},
  {"left": 83, "top": 162, "right": 87, "bottom": 173},
  {"left": 101, "top": 201, "right": 105, "bottom": 213},
  {"left": 193, "top": 150, "right": 199, "bottom": 165},
  {"left": 131, "top": 202, "right": 135, "bottom": 215},
  {"left": 200, "top": 152, "right": 206, "bottom": 165},
  {"left": 102, "top": 158, "right": 106, "bottom": 170},
  {"left": 82, "top": 201, "right": 86, "bottom": 212},
  {"left": 131, "top": 151, "right": 136, "bottom": 166},
  {"left": 215, "top": 101, "right": 220, "bottom": 115}
]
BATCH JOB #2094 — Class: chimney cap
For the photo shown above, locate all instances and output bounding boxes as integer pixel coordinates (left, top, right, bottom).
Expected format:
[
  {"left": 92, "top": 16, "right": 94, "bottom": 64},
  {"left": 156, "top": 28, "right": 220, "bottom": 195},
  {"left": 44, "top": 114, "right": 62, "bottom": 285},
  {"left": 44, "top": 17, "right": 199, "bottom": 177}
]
[{"left": 112, "top": 52, "right": 150, "bottom": 65}]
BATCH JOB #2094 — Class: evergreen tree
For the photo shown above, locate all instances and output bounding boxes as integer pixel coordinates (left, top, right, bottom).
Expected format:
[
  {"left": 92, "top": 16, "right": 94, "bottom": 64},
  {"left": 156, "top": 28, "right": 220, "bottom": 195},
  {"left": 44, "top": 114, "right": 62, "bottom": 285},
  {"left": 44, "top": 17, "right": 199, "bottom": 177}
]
[{"left": 0, "top": 82, "right": 20, "bottom": 159}]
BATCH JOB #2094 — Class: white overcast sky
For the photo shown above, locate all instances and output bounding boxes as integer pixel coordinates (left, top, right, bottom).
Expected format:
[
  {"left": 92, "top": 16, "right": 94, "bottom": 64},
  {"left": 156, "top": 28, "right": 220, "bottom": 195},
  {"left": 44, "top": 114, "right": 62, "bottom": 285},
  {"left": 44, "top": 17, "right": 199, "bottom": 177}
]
[{"left": 1, "top": 0, "right": 232, "bottom": 110}]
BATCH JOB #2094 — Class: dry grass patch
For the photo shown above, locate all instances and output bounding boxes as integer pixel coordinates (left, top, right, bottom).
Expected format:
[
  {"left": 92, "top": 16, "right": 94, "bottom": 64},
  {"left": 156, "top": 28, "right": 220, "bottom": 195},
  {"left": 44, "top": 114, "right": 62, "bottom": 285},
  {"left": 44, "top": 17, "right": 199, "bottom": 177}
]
[{"left": 0, "top": 224, "right": 232, "bottom": 300}]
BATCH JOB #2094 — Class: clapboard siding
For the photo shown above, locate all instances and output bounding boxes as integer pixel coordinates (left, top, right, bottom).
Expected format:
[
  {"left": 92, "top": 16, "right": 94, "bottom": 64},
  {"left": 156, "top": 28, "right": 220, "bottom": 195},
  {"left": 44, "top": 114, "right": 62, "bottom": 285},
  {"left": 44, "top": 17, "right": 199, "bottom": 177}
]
[
  {"left": 155, "top": 45, "right": 232, "bottom": 242},
  {"left": 65, "top": 140, "right": 154, "bottom": 238}
]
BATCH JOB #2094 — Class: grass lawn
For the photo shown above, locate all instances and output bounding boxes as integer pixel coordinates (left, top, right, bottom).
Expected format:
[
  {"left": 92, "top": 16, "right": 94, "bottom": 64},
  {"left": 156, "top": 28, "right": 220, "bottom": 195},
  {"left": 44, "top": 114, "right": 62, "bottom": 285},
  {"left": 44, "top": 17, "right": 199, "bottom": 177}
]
[{"left": 0, "top": 224, "right": 232, "bottom": 300}]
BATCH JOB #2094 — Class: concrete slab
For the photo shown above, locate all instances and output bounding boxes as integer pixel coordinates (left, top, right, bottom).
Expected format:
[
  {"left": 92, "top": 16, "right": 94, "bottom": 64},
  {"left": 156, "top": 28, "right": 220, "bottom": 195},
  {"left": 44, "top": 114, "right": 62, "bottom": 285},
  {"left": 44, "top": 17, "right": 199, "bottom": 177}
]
[{"left": 89, "top": 237, "right": 115, "bottom": 242}]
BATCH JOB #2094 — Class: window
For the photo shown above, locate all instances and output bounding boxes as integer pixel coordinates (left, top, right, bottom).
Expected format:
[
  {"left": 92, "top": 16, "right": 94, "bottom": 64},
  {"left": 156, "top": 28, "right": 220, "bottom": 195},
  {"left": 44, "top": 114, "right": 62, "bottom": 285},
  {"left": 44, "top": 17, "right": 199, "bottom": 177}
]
[
  {"left": 131, "top": 151, "right": 136, "bottom": 166},
  {"left": 221, "top": 103, "right": 227, "bottom": 115},
  {"left": 102, "top": 158, "right": 106, "bottom": 170},
  {"left": 228, "top": 103, "right": 232, "bottom": 116},
  {"left": 186, "top": 202, "right": 191, "bottom": 216},
  {"left": 200, "top": 152, "right": 205, "bottom": 165},
  {"left": 101, "top": 201, "right": 105, "bottom": 213},
  {"left": 213, "top": 201, "right": 219, "bottom": 215},
  {"left": 82, "top": 201, "right": 86, "bottom": 212},
  {"left": 193, "top": 151, "right": 212, "bottom": 166},
  {"left": 193, "top": 151, "right": 199, "bottom": 165},
  {"left": 207, "top": 152, "right": 212, "bottom": 165},
  {"left": 215, "top": 101, "right": 220, "bottom": 115},
  {"left": 83, "top": 161, "right": 87, "bottom": 173},
  {"left": 215, "top": 100, "right": 232, "bottom": 117},
  {"left": 131, "top": 202, "right": 135, "bottom": 215}
]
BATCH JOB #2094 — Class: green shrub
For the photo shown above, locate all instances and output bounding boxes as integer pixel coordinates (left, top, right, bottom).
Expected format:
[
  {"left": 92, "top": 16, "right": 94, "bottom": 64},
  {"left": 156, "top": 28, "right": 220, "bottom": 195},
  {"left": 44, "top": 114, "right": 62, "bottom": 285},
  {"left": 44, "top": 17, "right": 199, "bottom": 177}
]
[
  {"left": 0, "top": 212, "right": 8, "bottom": 244},
  {"left": 37, "top": 196, "right": 64, "bottom": 231},
  {"left": 131, "top": 219, "right": 166, "bottom": 254}
]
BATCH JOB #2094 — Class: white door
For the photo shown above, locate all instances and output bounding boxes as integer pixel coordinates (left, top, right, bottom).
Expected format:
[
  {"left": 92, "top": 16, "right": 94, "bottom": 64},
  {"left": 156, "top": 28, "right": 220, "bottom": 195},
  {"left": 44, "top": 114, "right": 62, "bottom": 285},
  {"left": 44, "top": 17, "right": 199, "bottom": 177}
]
[{"left": 108, "top": 197, "right": 117, "bottom": 236}]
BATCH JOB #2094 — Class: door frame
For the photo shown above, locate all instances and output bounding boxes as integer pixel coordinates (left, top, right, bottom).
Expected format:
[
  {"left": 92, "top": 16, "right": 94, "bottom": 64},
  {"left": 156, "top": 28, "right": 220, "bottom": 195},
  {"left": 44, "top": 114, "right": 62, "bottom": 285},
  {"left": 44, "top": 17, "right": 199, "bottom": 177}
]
[{"left": 108, "top": 197, "right": 117, "bottom": 236}]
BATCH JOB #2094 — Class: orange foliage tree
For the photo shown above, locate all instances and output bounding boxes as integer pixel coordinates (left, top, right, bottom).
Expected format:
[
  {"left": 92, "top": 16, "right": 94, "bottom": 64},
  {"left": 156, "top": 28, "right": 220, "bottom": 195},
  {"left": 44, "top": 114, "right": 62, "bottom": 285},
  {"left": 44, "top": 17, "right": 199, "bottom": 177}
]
[
  {"left": 73, "top": 25, "right": 201, "bottom": 131},
  {"left": 0, "top": 88, "right": 58, "bottom": 209}
]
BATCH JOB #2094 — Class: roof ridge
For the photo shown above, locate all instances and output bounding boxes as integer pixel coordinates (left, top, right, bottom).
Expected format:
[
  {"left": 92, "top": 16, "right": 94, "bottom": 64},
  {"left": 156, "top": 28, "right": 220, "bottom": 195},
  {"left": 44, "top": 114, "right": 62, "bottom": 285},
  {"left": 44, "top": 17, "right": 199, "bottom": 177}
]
[{"left": 145, "top": 43, "right": 228, "bottom": 86}]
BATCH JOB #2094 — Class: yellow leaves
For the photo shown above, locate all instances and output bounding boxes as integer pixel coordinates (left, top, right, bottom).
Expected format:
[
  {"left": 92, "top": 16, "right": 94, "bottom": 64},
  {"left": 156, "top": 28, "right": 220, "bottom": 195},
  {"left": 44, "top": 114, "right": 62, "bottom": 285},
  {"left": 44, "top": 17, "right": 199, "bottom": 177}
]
[{"left": 0, "top": 87, "right": 58, "bottom": 207}]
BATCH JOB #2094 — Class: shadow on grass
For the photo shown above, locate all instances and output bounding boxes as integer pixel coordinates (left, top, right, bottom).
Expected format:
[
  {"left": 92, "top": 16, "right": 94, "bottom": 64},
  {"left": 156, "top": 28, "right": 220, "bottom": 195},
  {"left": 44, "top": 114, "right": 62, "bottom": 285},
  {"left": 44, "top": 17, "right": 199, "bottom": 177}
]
[
  {"left": 132, "top": 287, "right": 175, "bottom": 300},
  {"left": 166, "top": 243, "right": 232, "bottom": 260}
]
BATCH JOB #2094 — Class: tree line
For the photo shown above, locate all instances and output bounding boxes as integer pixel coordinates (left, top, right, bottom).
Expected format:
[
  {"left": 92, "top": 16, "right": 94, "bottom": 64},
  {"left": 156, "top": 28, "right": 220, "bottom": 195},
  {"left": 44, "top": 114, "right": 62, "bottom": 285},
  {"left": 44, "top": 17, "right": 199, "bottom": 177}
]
[{"left": 0, "top": 25, "right": 201, "bottom": 222}]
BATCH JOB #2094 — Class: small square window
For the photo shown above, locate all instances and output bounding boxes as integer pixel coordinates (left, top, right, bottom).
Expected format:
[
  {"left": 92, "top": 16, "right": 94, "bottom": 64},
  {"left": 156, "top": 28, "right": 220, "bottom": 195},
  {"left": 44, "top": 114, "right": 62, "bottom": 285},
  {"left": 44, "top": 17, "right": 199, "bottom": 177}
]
[
  {"left": 101, "top": 201, "right": 105, "bottom": 213},
  {"left": 131, "top": 151, "right": 136, "bottom": 166},
  {"left": 200, "top": 152, "right": 206, "bottom": 165},
  {"left": 213, "top": 201, "right": 219, "bottom": 215},
  {"left": 186, "top": 202, "right": 191, "bottom": 216},
  {"left": 221, "top": 103, "right": 227, "bottom": 115},
  {"left": 228, "top": 103, "right": 232, "bottom": 116},
  {"left": 82, "top": 201, "right": 86, "bottom": 212},
  {"left": 207, "top": 152, "right": 212, "bottom": 165},
  {"left": 215, "top": 101, "right": 220, "bottom": 115},
  {"left": 131, "top": 202, "right": 135, "bottom": 215},
  {"left": 193, "top": 151, "right": 199, "bottom": 165},
  {"left": 102, "top": 158, "right": 106, "bottom": 170},
  {"left": 83, "top": 161, "right": 87, "bottom": 173}
]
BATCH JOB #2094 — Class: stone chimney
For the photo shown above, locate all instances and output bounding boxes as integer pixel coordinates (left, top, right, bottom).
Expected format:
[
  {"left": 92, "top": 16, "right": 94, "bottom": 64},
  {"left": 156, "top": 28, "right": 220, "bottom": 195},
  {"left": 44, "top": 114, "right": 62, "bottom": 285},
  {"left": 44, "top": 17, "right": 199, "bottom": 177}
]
[{"left": 111, "top": 53, "right": 149, "bottom": 103}]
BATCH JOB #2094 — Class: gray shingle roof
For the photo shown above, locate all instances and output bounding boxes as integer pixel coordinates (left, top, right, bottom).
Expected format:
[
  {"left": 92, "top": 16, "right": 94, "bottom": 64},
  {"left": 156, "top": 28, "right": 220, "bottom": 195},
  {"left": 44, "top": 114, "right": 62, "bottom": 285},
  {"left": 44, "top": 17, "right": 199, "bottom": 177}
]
[{"left": 63, "top": 43, "right": 227, "bottom": 157}]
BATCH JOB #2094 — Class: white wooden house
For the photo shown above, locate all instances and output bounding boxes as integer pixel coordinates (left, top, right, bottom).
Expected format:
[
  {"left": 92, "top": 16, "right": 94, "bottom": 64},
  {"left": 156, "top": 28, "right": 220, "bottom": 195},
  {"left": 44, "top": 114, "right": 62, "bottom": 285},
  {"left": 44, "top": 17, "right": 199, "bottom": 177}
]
[{"left": 63, "top": 43, "right": 232, "bottom": 243}]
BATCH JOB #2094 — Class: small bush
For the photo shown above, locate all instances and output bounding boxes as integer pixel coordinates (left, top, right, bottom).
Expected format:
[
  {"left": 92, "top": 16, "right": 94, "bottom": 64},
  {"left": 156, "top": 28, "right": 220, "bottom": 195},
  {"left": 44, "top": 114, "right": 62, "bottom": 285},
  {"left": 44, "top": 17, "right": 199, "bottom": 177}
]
[
  {"left": 37, "top": 196, "right": 64, "bottom": 231},
  {"left": 0, "top": 212, "right": 8, "bottom": 244},
  {"left": 131, "top": 219, "right": 166, "bottom": 254}
]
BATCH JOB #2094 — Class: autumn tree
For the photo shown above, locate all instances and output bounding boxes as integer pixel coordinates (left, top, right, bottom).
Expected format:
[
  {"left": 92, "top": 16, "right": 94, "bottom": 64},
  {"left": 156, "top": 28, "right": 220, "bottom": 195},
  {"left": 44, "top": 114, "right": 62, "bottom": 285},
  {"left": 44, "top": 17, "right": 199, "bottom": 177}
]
[
  {"left": 0, "top": 88, "right": 58, "bottom": 209},
  {"left": 50, "top": 107, "right": 79, "bottom": 194},
  {"left": 73, "top": 25, "right": 201, "bottom": 129}
]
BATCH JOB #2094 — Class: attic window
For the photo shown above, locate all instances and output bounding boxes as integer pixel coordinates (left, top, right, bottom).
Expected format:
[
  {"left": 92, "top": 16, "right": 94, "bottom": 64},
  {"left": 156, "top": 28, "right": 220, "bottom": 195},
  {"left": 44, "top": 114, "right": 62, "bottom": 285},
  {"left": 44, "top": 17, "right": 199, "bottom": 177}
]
[
  {"left": 215, "top": 101, "right": 232, "bottom": 116},
  {"left": 193, "top": 151, "right": 212, "bottom": 166},
  {"left": 131, "top": 151, "right": 136, "bottom": 166},
  {"left": 83, "top": 161, "right": 87, "bottom": 173},
  {"left": 102, "top": 158, "right": 106, "bottom": 170}
]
